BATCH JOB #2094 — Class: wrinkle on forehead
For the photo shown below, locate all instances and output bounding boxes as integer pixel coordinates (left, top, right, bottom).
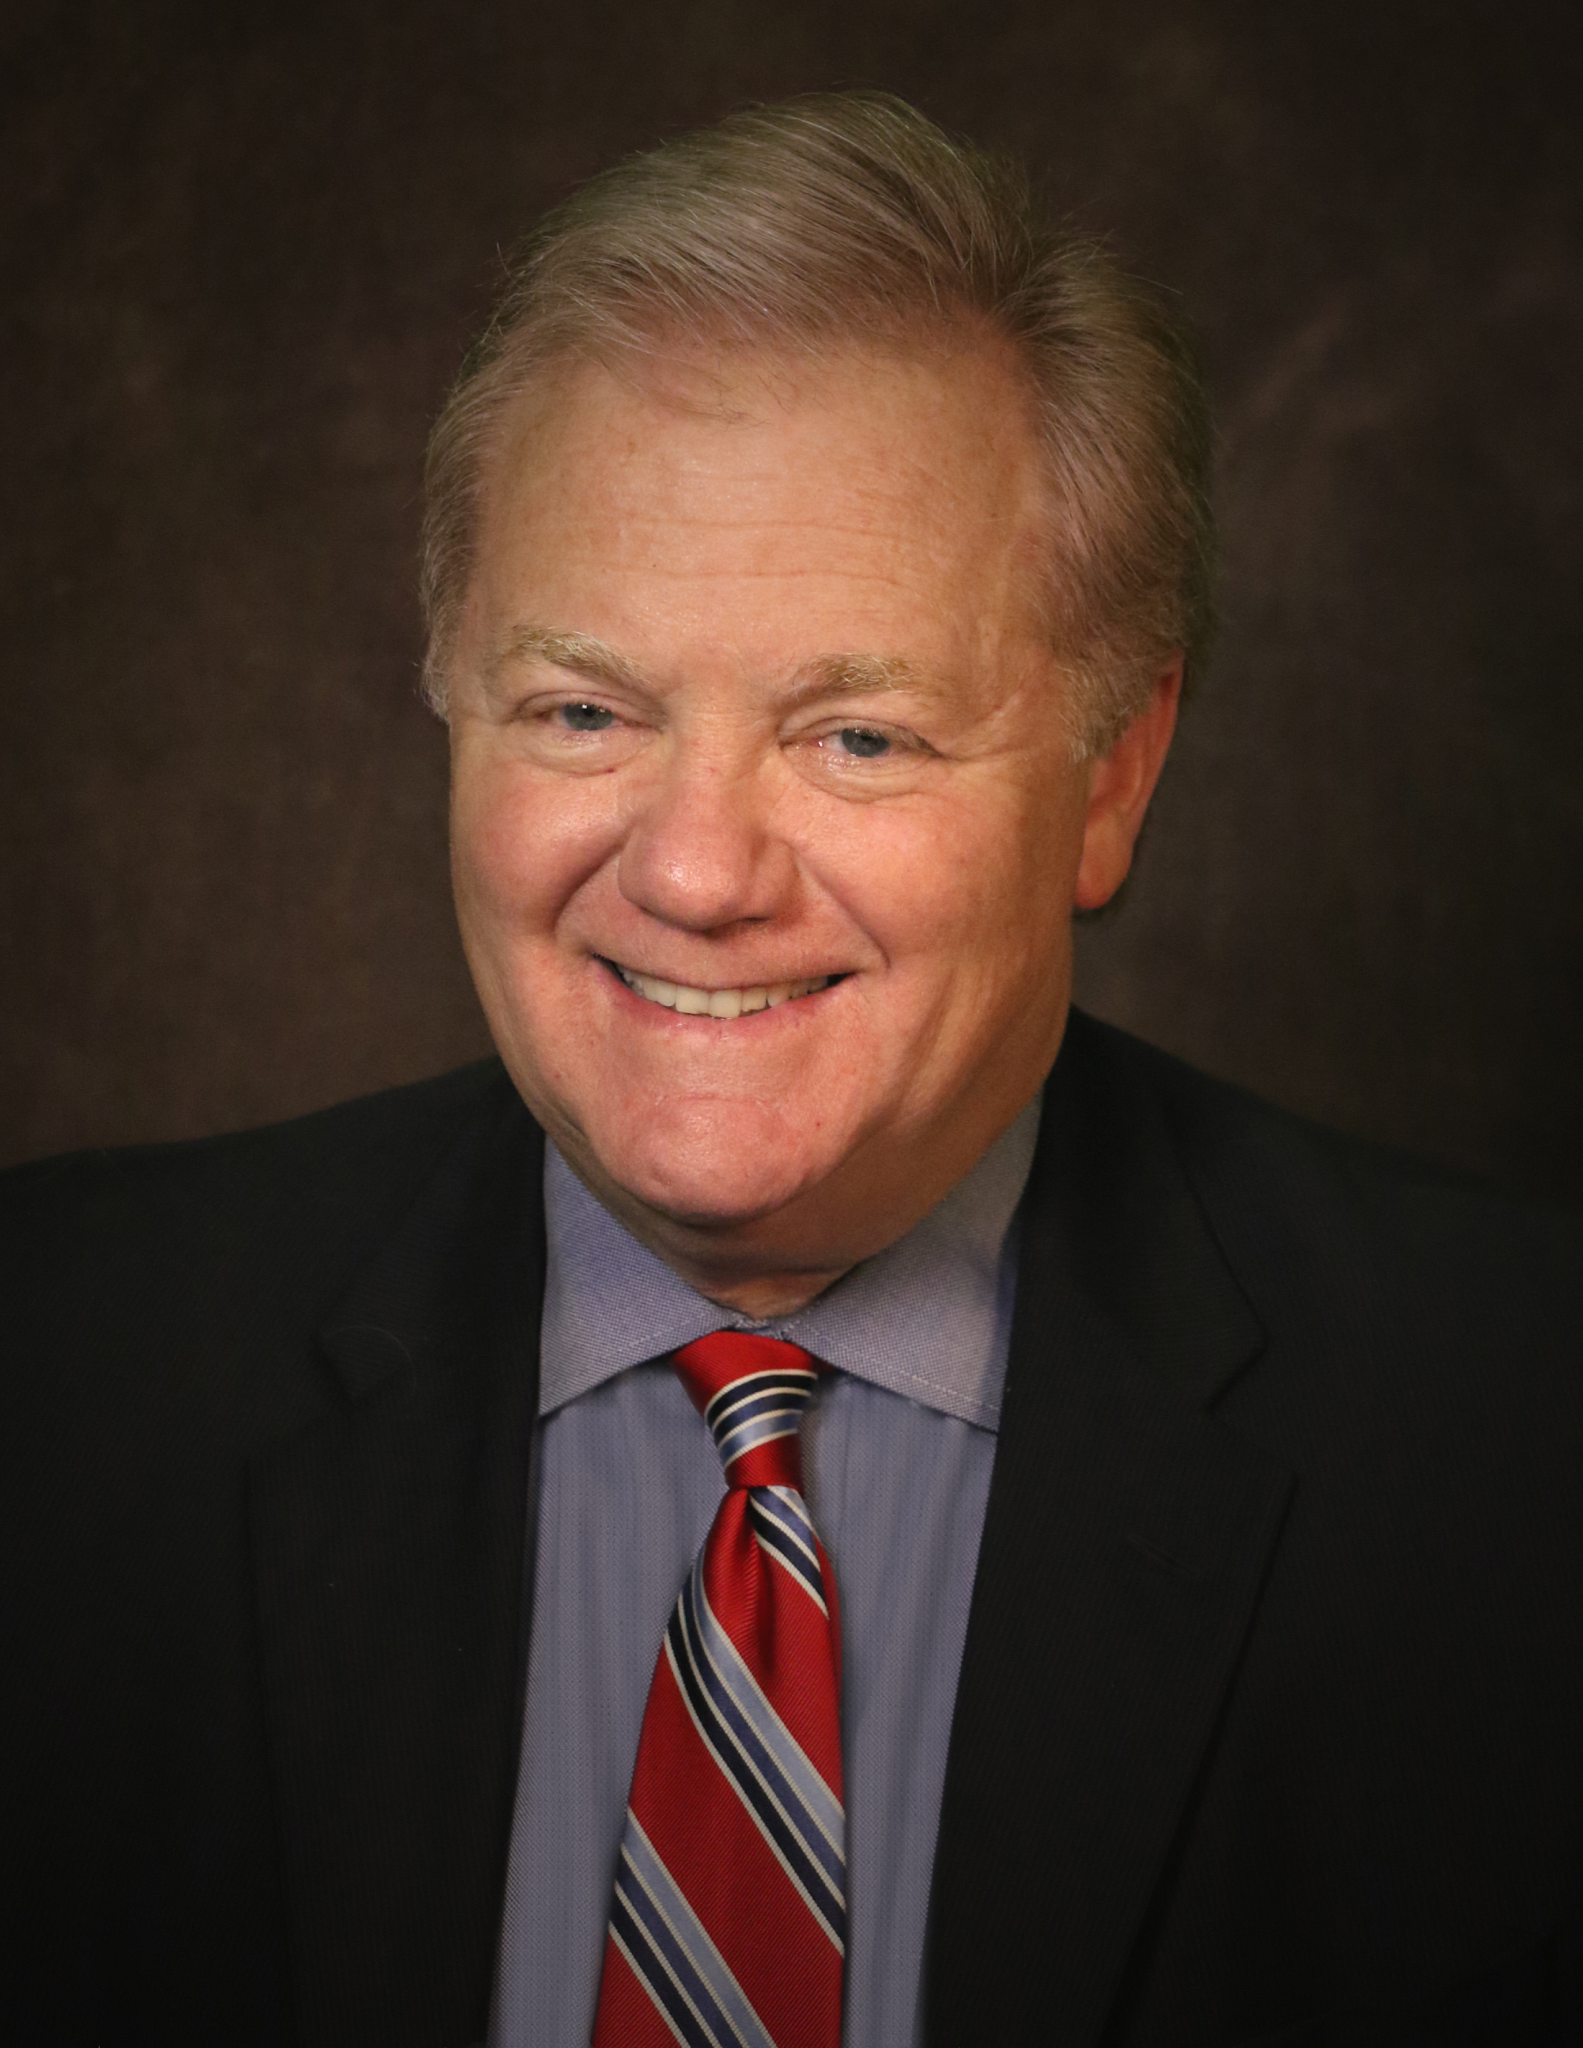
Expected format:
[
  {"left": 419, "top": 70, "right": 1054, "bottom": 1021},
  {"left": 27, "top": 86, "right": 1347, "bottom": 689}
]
[{"left": 470, "top": 342, "right": 1064, "bottom": 701}]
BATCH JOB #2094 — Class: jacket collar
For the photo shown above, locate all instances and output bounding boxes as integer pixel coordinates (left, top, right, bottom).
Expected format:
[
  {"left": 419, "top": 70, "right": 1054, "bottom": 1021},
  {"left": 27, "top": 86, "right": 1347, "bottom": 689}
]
[
  {"left": 927, "top": 1011, "right": 1293, "bottom": 2044},
  {"left": 250, "top": 1070, "right": 544, "bottom": 2048},
  {"left": 1033, "top": 1009, "right": 1267, "bottom": 1407}
]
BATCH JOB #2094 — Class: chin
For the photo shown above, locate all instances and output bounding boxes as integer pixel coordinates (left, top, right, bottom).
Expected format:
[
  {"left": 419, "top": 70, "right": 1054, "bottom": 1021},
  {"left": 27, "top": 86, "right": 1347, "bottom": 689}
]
[{"left": 582, "top": 1096, "right": 835, "bottom": 1231}]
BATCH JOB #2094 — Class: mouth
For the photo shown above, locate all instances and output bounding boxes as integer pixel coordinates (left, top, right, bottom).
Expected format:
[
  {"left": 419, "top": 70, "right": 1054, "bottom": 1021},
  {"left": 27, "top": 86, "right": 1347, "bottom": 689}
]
[{"left": 603, "top": 957, "right": 843, "bottom": 1020}]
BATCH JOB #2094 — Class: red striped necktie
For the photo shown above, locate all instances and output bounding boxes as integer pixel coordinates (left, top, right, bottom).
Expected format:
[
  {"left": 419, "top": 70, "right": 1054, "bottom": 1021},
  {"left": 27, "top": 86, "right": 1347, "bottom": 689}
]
[{"left": 590, "top": 1330, "right": 845, "bottom": 2048}]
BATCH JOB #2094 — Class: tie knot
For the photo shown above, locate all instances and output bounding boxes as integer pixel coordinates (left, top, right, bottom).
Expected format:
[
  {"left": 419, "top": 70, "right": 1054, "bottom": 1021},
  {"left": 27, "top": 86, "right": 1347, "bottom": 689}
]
[{"left": 671, "top": 1331, "right": 821, "bottom": 1490}]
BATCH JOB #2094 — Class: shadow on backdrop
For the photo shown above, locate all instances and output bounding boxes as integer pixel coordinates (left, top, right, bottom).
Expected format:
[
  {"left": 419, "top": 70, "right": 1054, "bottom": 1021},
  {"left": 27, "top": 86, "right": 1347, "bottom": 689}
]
[{"left": 2, "top": 0, "right": 1579, "bottom": 1199}]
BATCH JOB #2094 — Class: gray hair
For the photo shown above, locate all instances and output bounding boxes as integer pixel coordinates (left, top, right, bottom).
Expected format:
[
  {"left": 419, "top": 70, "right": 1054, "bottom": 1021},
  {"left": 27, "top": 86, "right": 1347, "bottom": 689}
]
[{"left": 419, "top": 91, "right": 1214, "bottom": 752}]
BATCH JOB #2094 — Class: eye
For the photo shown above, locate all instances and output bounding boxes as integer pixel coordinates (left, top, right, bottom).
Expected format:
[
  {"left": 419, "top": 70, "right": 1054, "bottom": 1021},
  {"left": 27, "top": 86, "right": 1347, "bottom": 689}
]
[
  {"left": 558, "top": 701, "right": 616, "bottom": 732},
  {"left": 835, "top": 726, "right": 891, "bottom": 759},
  {"left": 788, "top": 716, "right": 935, "bottom": 794}
]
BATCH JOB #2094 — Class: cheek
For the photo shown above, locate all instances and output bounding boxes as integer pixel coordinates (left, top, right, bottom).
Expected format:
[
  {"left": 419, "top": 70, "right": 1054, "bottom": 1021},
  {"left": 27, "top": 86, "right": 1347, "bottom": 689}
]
[
  {"left": 818, "top": 789, "right": 1069, "bottom": 968},
  {"left": 451, "top": 756, "right": 618, "bottom": 927}
]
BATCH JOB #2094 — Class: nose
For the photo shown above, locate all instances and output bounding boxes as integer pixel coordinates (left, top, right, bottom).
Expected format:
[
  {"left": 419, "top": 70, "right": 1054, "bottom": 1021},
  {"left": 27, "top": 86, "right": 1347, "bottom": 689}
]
[{"left": 617, "top": 751, "right": 796, "bottom": 934}]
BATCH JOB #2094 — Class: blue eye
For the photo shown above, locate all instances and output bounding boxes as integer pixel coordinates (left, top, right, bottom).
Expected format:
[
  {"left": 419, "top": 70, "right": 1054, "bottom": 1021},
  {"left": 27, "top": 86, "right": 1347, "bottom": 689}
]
[
  {"left": 838, "top": 727, "right": 890, "bottom": 758},
  {"left": 560, "top": 702, "right": 615, "bottom": 731}
]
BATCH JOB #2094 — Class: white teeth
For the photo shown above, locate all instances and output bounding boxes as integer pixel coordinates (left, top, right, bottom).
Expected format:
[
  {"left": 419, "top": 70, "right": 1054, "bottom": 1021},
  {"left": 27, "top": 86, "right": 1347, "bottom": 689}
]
[{"left": 617, "top": 965, "right": 831, "bottom": 1015}]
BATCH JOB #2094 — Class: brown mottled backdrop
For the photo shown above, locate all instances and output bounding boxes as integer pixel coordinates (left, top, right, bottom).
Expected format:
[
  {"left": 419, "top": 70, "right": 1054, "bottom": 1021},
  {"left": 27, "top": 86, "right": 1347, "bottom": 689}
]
[{"left": 3, "top": 0, "right": 1580, "bottom": 1198}]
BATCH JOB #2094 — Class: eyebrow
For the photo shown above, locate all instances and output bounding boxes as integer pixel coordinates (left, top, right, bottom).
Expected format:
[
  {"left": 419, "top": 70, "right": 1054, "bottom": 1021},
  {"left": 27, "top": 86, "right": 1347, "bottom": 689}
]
[
  {"left": 489, "top": 625, "right": 648, "bottom": 693},
  {"left": 491, "top": 623, "right": 948, "bottom": 704},
  {"left": 793, "top": 652, "right": 940, "bottom": 700}
]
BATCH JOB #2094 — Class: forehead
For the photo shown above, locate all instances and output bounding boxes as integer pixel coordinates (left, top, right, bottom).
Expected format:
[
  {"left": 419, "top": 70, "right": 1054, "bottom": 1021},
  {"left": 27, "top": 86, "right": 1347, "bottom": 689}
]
[{"left": 468, "top": 341, "right": 1052, "bottom": 667}]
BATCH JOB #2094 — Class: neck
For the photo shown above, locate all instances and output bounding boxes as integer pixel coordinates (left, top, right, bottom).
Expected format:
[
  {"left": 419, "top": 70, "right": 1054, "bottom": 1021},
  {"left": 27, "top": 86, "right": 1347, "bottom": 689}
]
[
  {"left": 567, "top": 1166, "right": 867, "bottom": 1317},
  {"left": 693, "top": 1264, "right": 857, "bottom": 1320}
]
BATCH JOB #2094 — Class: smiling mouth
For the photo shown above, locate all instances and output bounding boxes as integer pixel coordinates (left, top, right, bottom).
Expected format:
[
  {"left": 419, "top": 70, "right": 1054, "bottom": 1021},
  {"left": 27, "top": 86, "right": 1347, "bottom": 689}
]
[{"left": 605, "top": 958, "right": 841, "bottom": 1019}]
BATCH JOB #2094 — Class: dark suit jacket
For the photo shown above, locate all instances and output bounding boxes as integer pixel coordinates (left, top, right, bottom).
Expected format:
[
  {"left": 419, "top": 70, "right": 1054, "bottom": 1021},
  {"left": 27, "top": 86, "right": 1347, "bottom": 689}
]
[{"left": 4, "top": 1013, "right": 1582, "bottom": 2046}]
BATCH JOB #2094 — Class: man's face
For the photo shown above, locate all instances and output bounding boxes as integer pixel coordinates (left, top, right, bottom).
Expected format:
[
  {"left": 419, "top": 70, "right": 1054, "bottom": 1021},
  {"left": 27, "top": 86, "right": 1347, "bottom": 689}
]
[{"left": 448, "top": 342, "right": 1117, "bottom": 1293}]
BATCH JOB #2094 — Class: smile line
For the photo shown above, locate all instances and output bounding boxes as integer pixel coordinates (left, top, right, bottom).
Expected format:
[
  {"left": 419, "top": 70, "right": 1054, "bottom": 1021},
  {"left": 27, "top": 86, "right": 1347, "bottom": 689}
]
[{"left": 603, "top": 959, "right": 840, "bottom": 1019}]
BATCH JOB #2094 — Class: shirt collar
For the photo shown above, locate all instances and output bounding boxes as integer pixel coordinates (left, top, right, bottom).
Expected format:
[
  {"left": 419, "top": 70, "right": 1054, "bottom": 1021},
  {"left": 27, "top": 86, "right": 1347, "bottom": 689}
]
[{"left": 539, "top": 1094, "right": 1040, "bottom": 1431}]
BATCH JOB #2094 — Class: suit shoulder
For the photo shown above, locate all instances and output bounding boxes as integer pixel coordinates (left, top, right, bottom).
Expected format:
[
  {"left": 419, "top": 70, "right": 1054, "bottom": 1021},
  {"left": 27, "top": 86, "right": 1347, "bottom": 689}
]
[
  {"left": 2, "top": 1057, "right": 508, "bottom": 1197},
  {"left": 1, "top": 1059, "right": 520, "bottom": 1320},
  {"left": 1067, "top": 1009, "right": 1583, "bottom": 1330}
]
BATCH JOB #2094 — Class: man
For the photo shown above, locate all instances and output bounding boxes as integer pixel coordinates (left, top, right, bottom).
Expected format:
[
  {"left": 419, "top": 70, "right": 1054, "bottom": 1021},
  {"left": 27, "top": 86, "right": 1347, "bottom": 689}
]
[{"left": 4, "top": 92, "right": 1581, "bottom": 2048}]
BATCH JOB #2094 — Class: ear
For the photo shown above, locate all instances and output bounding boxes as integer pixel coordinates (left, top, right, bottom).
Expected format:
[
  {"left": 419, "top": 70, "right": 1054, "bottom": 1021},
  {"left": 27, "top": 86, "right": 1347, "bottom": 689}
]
[{"left": 1072, "top": 658, "right": 1183, "bottom": 911}]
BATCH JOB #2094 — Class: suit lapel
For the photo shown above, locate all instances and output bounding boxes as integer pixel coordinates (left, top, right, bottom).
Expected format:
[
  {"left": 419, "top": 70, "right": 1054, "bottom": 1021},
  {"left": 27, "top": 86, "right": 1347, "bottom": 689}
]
[
  {"left": 250, "top": 1078, "right": 545, "bottom": 2048},
  {"left": 928, "top": 1016, "right": 1295, "bottom": 2045}
]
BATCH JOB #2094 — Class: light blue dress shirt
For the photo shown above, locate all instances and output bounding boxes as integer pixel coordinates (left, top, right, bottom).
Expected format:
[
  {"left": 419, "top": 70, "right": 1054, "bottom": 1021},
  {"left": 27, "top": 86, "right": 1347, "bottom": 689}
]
[{"left": 491, "top": 1098, "right": 1040, "bottom": 2047}]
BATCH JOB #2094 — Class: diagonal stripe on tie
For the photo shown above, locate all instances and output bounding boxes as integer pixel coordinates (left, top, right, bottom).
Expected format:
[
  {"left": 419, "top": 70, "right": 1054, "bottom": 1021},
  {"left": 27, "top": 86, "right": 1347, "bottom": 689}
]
[
  {"left": 620, "top": 1646, "right": 838, "bottom": 2040},
  {"left": 705, "top": 1369, "right": 819, "bottom": 1431},
  {"left": 666, "top": 1570, "right": 846, "bottom": 1934},
  {"left": 611, "top": 1814, "right": 778, "bottom": 2048},
  {"left": 709, "top": 1373, "right": 821, "bottom": 1467},
  {"left": 592, "top": 1332, "right": 845, "bottom": 2048},
  {"left": 748, "top": 1488, "right": 828, "bottom": 1610},
  {"left": 682, "top": 1559, "right": 843, "bottom": 1859}
]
